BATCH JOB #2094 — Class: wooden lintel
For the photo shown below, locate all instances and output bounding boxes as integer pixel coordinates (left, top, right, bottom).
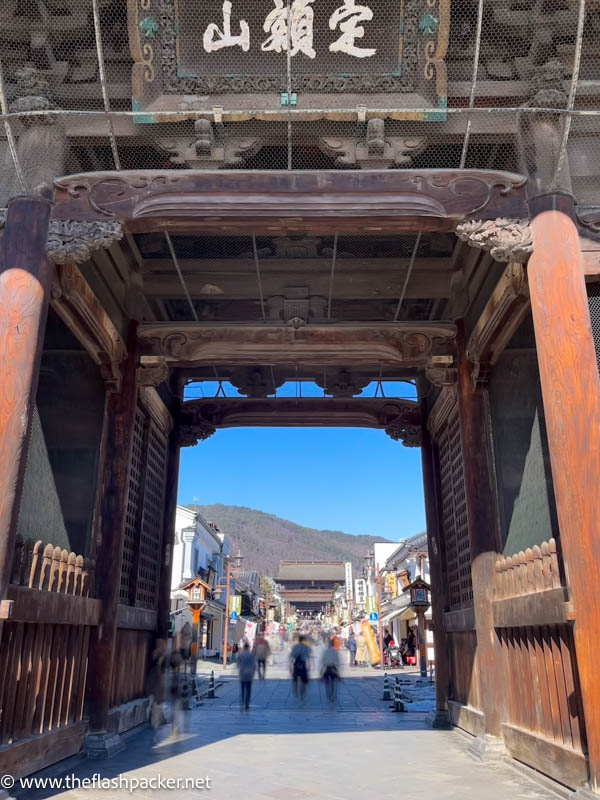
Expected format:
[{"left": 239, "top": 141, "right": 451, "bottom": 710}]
[
  {"left": 492, "top": 587, "right": 571, "bottom": 628},
  {"left": 5, "top": 585, "right": 102, "bottom": 626},
  {"left": 116, "top": 604, "right": 158, "bottom": 631},
  {"left": 443, "top": 606, "right": 476, "bottom": 633},
  {"left": 180, "top": 397, "right": 421, "bottom": 446},
  {"left": 466, "top": 262, "right": 530, "bottom": 386},
  {"left": 52, "top": 170, "right": 529, "bottom": 234},
  {"left": 141, "top": 265, "right": 453, "bottom": 301},
  {"left": 51, "top": 262, "right": 127, "bottom": 382},
  {"left": 138, "top": 322, "right": 457, "bottom": 369}
]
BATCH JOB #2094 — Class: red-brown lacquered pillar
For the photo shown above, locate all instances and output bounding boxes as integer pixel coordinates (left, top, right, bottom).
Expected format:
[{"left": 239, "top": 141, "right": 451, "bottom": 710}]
[
  {"left": 528, "top": 194, "right": 600, "bottom": 796},
  {"left": 0, "top": 194, "right": 52, "bottom": 610}
]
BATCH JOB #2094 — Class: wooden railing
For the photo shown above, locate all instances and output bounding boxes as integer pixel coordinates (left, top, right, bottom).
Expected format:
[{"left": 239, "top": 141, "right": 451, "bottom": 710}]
[
  {"left": 495, "top": 539, "right": 561, "bottom": 599},
  {"left": 0, "top": 537, "right": 101, "bottom": 775},
  {"left": 493, "top": 538, "right": 587, "bottom": 788},
  {"left": 10, "top": 537, "right": 95, "bottom": 596}
]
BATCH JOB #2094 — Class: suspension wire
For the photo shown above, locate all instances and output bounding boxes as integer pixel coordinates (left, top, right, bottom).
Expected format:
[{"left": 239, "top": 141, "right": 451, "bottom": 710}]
[
  {"left": 323, "top": 368, "right": 327, "bottom": 397},
  {"left": 36, "top": 102, "right": 600, "bottom": 119},
  {"left": 0, "top": 60, "right": 25, "bottom": 191},
  {"left": 553, "top": 0, "right": 586, "bottom": 189},
  {"left": 91, "top": 0, "right": 121, "bottom": 170},
  {"left": 252, "top": 233, "right": 266, "bottom": 320},
  {"left": 327, "top": 232, "right": 339, "bottom": 321},
  {"left": 270, "top": 366, "right": 278, "bottom": 397},
  {"left": 393, "top": 232, "right": 422, "bottom": 322},
  {"left": 165, "top": 232, "right": 198, "bottom": 321},
  {"left": 286, "top": 0, "right": 293, "bottom": 171},
  {"left": 459, "top": 0, "right": 484, "bottom": 169},
  {"left": 5, "top": 105, "right": 600, "bottom": 124}
]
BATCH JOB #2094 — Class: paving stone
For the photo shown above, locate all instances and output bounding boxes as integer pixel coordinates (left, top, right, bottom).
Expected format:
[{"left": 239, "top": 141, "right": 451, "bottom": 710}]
[{"left": 18, "top": 655, "right": 559, "bottom": 800}]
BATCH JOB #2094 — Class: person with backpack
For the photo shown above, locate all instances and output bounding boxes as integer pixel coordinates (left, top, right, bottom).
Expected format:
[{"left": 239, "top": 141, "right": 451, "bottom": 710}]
[
  {"left": 236, "top": 641, "right": 256, "bottom": 711},
  {"left": 321, "top": 637, "right": 341, "bottom": 704},
  {"left": 290, "top": 634, "right": 311, "bottom": 701}
]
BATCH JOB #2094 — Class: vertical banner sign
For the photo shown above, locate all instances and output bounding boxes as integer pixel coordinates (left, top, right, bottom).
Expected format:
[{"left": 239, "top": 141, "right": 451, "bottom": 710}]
[
  {"left": 344, "top": 562, "right": 354, "bottom": 601},
  {"left": 361, "top": 620, "right": 381, "bottom": 665},
  {"left": 228, "top": 594, "right": 242, "bottom": 617},
  {"left": 244, "top": 620, "right": 257, "bottom": 647},
  {"left": 365, "top": 595, "right": 377, "bottom": 614}
]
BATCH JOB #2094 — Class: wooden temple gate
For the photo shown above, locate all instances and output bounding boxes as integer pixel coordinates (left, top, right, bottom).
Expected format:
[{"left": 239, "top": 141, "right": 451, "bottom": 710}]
[
  {"left": 3, "top": 0, "right": 600, "bottom": 791},
  {"left": 0, "top": 172, "right": 599, "bottom": 796}
]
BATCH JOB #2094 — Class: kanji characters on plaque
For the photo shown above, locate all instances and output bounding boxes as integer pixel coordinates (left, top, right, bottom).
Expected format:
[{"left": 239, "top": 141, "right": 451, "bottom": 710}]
[{"left": 203, "top": 0, "right": 377, "bottom": 57}]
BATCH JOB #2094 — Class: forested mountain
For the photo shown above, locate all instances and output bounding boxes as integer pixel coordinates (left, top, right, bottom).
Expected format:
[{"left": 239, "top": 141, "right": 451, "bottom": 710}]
[{"left": 189, "top": 504, "right": 396, "bottom": 576}]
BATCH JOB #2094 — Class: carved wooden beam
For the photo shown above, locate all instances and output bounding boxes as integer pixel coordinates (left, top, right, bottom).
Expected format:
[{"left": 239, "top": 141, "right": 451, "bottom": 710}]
[
  {"left": 466, "top": 262, "right": 530, "bottom": 388},
  {"left": 455, "top": 218, "right": 533, "bottom": 263},
  {"left": 427, "top": 386, "right": 457, "bottom": 440},
  {"left": 179, "top": 397, "right": 421, "bottom": 448},
  {"left": 0, "top": 211, "right": 122, "bottom": 264},
  {"left": 138, "top": 322, "right": 457, "bottom": 369},
  {"left": 50, "top": 262, "right": 127, "bottom": 389},
  {"left": 52, "top": 170, "right": 529, "bottom": 234}
]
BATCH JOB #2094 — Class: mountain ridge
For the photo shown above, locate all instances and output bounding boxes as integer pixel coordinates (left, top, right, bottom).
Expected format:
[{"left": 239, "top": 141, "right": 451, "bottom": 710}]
[{"left": 187, "top": 503, "right": 403, "bottom": 576}]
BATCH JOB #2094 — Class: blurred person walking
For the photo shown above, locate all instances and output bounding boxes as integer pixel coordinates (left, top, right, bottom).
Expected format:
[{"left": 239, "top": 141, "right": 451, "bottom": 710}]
[
  {"left": 253, "top": 631, "right": 271, "bottom": 679},
  {"left": 321, "top": 638, "right": 341, "bottom": 704},
  {"left": 290, "top": 635, "right": 311, "bottom": 701},
  {"left": 345, "top": 630, "right": 357, "bottom": 667},
  {"left": 236, "top": 641, "right": 256, "bottom": 711}
]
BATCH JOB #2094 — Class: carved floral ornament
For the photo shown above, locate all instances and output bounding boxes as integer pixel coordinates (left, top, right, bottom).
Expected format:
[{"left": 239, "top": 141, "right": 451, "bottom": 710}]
[
  {"left": 455, "top": 218, "right": 533, "bottom": 264},
  {"left": 0, "top": 212, "right": 123, "bottom": 265}
]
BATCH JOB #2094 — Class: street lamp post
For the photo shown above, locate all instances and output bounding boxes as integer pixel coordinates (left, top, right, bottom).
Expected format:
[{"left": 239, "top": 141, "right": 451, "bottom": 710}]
[{"left": 213, "top": 550, "right": 244, "bottom": 670}]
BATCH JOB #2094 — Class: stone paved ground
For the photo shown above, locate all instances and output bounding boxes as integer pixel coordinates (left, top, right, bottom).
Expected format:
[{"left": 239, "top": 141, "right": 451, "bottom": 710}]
[{"left": 19, "top": 651, "right": 560, "bottom": 800}]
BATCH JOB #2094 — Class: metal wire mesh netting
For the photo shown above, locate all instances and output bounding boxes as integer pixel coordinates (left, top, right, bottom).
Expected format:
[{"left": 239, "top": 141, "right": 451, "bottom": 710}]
[{"left": 0, "top": 0, "right": 599, "bottom": 205}]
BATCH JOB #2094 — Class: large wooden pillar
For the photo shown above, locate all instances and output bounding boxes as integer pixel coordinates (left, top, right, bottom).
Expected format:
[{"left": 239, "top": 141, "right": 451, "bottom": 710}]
[
  {"left": 528, "top": 195, "right": 600, "bottom": 795},
  {"left": 156, "top": 376, "right": 182, "bottom": 642},
  {"left": 455, "top": 321, "right": 505, "bottom": 750},
  {"left": 0, "top": 194, "right": 52, "bottom": 605},
  {"left": 85, "top": 322, "right": 138, "bottom": 754},
  {"left": 420, "top": 399, "right": 452, "bottom": 728}
]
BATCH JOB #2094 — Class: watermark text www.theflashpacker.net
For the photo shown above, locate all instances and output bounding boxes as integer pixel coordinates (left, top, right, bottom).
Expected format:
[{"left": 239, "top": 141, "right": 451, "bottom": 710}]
[{"left": 1, "top": 773, "right": 212, "bottom": 793}]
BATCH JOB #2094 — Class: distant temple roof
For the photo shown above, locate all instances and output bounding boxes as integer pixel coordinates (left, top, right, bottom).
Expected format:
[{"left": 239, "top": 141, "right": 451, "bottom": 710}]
[{"left": 277, "top": 561, "right": 346, "bottom": 582}]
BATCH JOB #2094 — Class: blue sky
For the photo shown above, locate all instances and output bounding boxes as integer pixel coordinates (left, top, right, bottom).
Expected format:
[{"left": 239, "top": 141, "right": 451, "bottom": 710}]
[{"left": 177, "top": 381, "right": 426, "bottom": 541}]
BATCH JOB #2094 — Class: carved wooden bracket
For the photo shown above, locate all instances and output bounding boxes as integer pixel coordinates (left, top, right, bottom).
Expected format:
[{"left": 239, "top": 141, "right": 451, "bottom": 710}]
[
  {"left": 179, "top": 397, "right": 421, "bottom": 448},
  {"left": 466, "top": 262, "right": 530, "bottom": 389},
  {"left": 157, "top": 120, "right": 263, "bottom": 169},
  {"left": 136, "top": 356, "right": 170, "bottom": 387},
  {"left": 455, "top": 218, "right": 533, "bottom": 263},
  {"left": 50, "top": 262, "right": 127, "bottom": 390},
  {"left": 425, "top": 355, "right": 457, "bottom": 387},
  {"left": 318, "top": 120, "right": 426, "bottom": 169},
  {"left": 0, "top": 211, "right": 123, "bottom": 264},
  {"left": 138, "top": 323, "right": 457, "bottom": 369}
]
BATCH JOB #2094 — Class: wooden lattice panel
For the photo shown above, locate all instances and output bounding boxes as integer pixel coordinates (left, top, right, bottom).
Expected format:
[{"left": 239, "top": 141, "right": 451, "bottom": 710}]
[
  {"left": 437, "top": 406, "right": 473, "bottom": 610},
  {"left": 134, "top": 422, "right": 167, "bottom": 610},
  {"left": 120, "top": 407, "right": 145, "bottom": 604}
]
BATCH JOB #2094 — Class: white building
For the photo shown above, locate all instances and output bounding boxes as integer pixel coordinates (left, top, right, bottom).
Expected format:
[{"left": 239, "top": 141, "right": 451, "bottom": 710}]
[
  {"left": 379, "top": 532, "right": 434, "bottom": 666},
  {"left": 170, "top": 505, "right": 229, "bottom": 658}
]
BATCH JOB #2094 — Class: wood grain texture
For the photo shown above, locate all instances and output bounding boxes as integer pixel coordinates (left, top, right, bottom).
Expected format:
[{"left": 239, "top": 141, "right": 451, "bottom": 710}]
[
  {"left": 455, "top": 320, "right": 504, "bottom": 737},
  {"left": 528, "top": 204, "right": 600, "bottom": 791},
  {"left": 85, "top": 323, "right": 139, "bottom": 733},
  {"left": 420, "top": 405, "right": 451, "bottom": 716},
  {"left": 0, "top": 195, "right": 53, "bottom": 601}
]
